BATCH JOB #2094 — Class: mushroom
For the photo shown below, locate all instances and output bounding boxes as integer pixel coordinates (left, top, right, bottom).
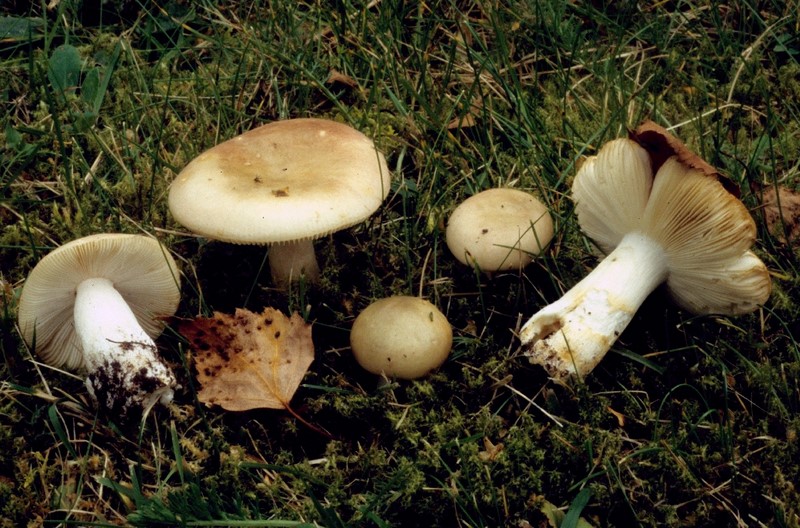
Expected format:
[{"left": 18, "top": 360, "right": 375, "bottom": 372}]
[
  {"left": 17, "top": 233, "right": 181, "bottom": 417},
  {"left": 350, "top": 296, "right": 453, "bottom": 380},
  {"left": 519, "top": 134, "right": 771, "bottom": 383},
  {"left": 445, "top": 188, "right": 554, "bottom": 272},
  {"left": 168, "top": 118, "right": 391, "bottom": 287}
]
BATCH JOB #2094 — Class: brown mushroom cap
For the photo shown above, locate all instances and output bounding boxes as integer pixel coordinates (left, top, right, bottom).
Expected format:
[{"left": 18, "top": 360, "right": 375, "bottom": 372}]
[
  {"left": 17, "top": 234, "right": 181, "bottom": 371},
  {"left": 350, "top": 296, "right": 453, "bottom": 380},
  {"left": 445, "top": 188, "right": 554, "bottom": 271},
  {"left": 631, "top": 120, "right": 719, "bottom": 178},
  {"left": 168, "top": 118, "right": 391, "bottom": 245}
]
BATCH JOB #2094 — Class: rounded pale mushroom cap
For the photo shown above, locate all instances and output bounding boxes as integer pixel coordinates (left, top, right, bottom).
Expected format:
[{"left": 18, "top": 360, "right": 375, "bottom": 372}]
[
  {"left": 17, "top": 234, "right": 181, "bottom": 371},
  {"left": 168, "top": 118, "right": 391, "bottom": 244},
  {"left": 350, "top": 296, "right": 453, "bottom": 380},
  {"left": 446, "top": 188, "right": 554, "bottom": 271}
]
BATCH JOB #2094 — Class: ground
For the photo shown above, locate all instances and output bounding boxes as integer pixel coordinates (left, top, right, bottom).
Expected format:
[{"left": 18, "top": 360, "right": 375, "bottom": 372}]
[{"left": 1, "top": 1, "right": 799, "bottom": 527}]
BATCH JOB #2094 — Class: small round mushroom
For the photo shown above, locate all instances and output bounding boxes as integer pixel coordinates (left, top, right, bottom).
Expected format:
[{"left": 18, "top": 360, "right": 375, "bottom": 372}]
[
  {"left": 519, "top": 136, "right": 771, "bottom": 383},
  {"left": 168, "top": 118, "right": 391, "bottom": 287},
  {"left": 17, "top": 233, "right": 181, "bottom": 418},
  {"left": 445, "top": 188, "right": 554, "bottom": 272},
  {"left": 350, "top": 296, "right": 453, "bottom": 380}
]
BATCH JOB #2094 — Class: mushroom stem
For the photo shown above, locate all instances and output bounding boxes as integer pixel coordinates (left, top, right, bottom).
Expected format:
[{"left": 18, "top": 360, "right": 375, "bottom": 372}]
[
  {"left": 519, "top": 231, "right": 668, "bottom": 383},
  {"left": 268, "top": 240, "right": 321, "bottom": 287},
  {"left": 74, "top": 277, "right": 176, "bottom": 416}
]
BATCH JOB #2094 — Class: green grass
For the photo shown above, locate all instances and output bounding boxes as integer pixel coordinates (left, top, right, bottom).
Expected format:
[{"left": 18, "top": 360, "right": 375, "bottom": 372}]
[{"left": 2, "top": 1, "right": 799, "bottom": 526}]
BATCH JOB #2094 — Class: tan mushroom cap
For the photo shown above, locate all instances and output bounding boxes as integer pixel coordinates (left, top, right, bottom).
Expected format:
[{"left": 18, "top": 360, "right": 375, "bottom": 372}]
[
  {"left": 17, "top": 234, "right": 181, "bottom": 371},
  {"left": 446, "top": 188, "right": 554, "bottom": 271},
  {"left": 350, "top": 296, "right": 453, "bottom": 380},
  {"left": 168, "top": 118, "right": 391, "bottom": 244}
]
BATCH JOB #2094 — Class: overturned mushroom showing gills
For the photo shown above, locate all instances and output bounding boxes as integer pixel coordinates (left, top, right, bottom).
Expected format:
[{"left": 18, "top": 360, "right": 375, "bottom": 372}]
[
  {"left": 446, "top": 188, "right": 554, "bottom": 272},
  {"left": 168, "top": 118, "right": 391, "bottom": 287},
  {"left": 519, "top": 137, "right": 771, "bottom": 383},
  {"left": 17, "top": 234, "right": 181, "bottom": 418}
]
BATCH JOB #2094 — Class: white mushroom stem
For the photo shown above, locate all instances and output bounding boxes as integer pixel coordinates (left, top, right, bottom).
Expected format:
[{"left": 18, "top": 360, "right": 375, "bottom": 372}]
[
  {"left": 268, "top": 239, "right": 321, "bottom": 287},
  {"left": 519, "top": 231, "right": 668, "bottom": 383},
  {"left": 74, "top": 277, "right": 176, "bottom": 415}
]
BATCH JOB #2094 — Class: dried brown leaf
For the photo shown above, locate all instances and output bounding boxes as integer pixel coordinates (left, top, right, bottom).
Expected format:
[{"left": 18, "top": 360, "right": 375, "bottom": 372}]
[
  {"left": 761, "top": 185, "right": 800, "bottom": 245},
  {"left": 447, "top": 97, "right": 483, "bottom": 130},
  {"left": 176, "top": 307, "right": 314, "bottom": 411},
  {"left": 326, "top": 69, "right": 359, "bottom": 89},
  {"left": 447, "top": 113, "right": 477, "bottom": 129}
]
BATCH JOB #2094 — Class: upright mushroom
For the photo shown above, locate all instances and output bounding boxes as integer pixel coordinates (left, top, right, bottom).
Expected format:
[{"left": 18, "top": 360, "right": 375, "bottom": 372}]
[
  {"left": 350, "top": 296, "right": 453, "bottom": 380},
  {"left": 168, "top": 118, "right": 391, "bottom": 287},
  {"left": 519, "top": 125, "right": 771, "bottom": 383},
  {"left": 17, "top": 233, "right": 181, "bottom": 418},
  {"left": 445, "top": 188, "right": 554, "bottom": 273}
]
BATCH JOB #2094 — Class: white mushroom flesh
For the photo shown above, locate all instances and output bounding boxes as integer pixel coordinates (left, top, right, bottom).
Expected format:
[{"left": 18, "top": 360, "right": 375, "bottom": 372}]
[
  {"left": 74, "top": 277, "right": 176, "bottom": 415},
  {"left": 268, "top": 240, "right": 321, "bottom": 288},
  {"left": 519, "top": 231, "right": 667, "bottom": 380}
]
